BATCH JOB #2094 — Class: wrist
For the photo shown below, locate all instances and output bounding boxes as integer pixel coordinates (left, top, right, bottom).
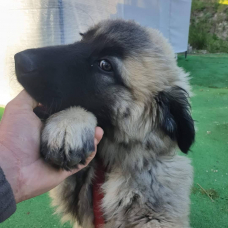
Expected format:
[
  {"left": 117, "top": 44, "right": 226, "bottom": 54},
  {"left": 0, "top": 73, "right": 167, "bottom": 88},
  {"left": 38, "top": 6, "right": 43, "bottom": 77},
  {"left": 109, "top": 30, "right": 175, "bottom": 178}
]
[{"left": 0, "top": 143, "right": 22, "bottom": 203}]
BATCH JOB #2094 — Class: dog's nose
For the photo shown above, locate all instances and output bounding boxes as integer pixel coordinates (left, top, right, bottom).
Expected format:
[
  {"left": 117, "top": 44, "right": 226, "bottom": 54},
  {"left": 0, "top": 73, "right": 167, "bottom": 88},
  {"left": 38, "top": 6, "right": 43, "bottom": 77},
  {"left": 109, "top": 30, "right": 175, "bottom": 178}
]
[{"left": 14, "top": 51, "right": 37, "bottom": 75}]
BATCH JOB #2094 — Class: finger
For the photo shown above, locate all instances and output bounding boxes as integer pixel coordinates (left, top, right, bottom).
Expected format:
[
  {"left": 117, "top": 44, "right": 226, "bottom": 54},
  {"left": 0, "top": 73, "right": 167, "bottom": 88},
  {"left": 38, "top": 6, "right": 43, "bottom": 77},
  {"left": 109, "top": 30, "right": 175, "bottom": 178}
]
[
  {"left": 64, "top": 146, "right": 98, "bottom": 177},
  {"left": 7, "top": 90, "right": 38, "bottom": 111},
  {"left": 84, "top": 150, "right": 97, "bottom": 166},
  {"left": 95, "top": 127, "right": 104, "bottom": 144}
]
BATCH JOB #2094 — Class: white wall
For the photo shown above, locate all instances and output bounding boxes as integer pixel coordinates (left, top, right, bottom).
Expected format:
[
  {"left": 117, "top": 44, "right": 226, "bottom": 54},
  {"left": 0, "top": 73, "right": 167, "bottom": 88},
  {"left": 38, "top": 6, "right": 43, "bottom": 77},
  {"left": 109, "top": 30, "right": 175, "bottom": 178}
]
[{"left": 0, "top": 0, "right": 192, "bottom": 106}]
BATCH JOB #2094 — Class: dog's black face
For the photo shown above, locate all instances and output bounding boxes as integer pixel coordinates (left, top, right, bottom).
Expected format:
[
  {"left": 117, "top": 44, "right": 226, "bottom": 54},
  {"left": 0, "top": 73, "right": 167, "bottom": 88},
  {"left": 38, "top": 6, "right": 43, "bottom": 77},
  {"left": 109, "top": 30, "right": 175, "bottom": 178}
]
[
  {"left": 15, "top": 41, "right": 120, "bottom": 128},
  {"left": 15, "top": 20, "right": 149, "bottom": 129},
  {"left": 15, "top": 19, "right": 195, "bottom": 153},
  {"left": 15, "top": 44, "right": 116, "bottom": 127}
]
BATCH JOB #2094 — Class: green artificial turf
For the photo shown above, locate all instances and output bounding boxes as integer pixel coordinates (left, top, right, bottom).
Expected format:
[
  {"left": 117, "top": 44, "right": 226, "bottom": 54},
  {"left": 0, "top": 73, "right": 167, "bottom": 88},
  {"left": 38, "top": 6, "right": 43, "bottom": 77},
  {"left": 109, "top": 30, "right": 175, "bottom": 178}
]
[
  {"left": 1, "top": 54, "right": 228, "bottom": 227},
  {"left": 178, "top": 54, "right": 228, "bottom": 228},
  {"left": 0, "top": 107, "right": 4, "bottom": 120}
]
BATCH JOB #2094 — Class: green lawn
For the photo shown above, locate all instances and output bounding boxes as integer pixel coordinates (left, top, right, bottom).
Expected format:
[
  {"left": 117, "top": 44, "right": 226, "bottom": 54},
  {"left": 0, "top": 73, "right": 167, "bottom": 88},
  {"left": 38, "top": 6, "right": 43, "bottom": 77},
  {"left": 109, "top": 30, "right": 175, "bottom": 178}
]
[
  {"left": 178, "top": 54, "right": 228, "bottom": 228},
  {"left": 0, "top": 107, "right": 4, "bottom": 119},
  {"left": 1, "top": 54, "right": 228, "bottom": 227}
]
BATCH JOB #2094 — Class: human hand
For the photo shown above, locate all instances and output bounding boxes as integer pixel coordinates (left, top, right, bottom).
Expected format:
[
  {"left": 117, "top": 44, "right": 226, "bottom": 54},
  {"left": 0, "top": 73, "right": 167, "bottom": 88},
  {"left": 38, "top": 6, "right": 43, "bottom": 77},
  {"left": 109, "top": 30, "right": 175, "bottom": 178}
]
[{"left": 0, "top": 90, "right": 103, "bottom": 203}]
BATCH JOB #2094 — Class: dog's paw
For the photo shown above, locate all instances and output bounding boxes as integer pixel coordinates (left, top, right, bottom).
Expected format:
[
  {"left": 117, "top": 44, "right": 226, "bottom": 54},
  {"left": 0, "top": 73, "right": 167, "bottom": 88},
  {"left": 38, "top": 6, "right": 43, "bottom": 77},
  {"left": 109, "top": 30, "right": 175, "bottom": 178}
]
[{"left": 41, "top": 107, "right": 97, "bottom": 170}]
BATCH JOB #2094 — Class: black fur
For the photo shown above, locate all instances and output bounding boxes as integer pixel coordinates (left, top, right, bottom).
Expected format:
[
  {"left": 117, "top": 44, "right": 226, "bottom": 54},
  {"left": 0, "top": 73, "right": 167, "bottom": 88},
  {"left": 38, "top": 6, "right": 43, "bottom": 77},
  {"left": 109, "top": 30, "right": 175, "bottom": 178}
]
[
  {"left": 155, "top": 87, "right": 195, "bottom": 153},
  {"left": 61, "top": 167, "right": 93, "bottom": 225},
  {"left": 83, "top": 20, "right": 151, "bottom": 53}
]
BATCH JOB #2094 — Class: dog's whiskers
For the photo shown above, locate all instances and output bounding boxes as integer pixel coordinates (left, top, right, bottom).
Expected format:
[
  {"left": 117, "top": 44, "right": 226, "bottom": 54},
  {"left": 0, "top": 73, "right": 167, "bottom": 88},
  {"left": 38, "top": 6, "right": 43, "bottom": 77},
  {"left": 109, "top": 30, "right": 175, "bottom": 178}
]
[{"left": 48, "top": 98, "right": 55, "bottom": 115}]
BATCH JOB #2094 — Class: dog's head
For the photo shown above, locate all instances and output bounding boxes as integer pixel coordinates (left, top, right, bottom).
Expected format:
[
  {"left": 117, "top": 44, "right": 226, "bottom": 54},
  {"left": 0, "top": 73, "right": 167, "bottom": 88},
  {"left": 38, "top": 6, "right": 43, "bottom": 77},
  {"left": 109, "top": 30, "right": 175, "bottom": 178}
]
[{"left": 15, "top": 20, "right": 195, "bottom": 153}]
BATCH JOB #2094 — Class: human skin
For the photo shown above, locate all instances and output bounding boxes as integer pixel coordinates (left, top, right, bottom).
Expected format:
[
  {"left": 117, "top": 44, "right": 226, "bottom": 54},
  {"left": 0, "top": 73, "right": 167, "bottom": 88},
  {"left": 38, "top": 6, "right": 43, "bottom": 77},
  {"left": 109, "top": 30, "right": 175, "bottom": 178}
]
[{"left": 0, "top": 90, "right": 103, "bottom": 203}]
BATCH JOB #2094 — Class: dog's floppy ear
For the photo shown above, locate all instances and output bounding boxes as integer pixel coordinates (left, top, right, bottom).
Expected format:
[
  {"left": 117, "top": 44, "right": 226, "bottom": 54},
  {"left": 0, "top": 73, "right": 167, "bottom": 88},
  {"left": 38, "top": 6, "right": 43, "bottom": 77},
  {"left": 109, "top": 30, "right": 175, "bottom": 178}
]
[{"left": 155, "top": 86, "right": 195, "bottom": 153}]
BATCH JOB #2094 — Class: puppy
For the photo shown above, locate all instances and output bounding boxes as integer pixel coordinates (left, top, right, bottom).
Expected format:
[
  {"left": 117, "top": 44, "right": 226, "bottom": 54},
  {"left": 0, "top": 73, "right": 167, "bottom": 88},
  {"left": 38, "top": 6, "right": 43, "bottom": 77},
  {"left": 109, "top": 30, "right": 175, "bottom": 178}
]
[{"left": 15, "top": 19, "right": 195, "bottom": 228}]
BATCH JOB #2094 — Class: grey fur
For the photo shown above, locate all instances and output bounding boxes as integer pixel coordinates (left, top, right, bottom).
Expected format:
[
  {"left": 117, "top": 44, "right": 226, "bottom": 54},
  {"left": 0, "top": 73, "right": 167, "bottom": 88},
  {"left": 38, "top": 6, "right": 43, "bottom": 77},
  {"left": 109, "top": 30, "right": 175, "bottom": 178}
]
[{"left": 42, "top": 20, "right": 194, "bottom": 228}]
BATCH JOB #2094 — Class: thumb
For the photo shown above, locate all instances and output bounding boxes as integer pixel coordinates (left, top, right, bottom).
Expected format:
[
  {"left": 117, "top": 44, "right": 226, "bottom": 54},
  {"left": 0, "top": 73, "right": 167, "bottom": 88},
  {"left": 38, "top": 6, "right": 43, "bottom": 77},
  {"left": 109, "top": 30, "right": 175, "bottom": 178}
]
[{"left": 6, "top": 90, "right": 38, "bottom": 111}]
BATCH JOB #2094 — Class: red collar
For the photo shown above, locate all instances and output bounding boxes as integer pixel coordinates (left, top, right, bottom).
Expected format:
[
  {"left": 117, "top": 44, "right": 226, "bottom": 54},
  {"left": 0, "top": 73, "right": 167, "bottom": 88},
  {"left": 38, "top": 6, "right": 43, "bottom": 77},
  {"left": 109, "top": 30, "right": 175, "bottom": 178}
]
[{"left": 92, "top": 162, "right": 105, "bottom": 228}]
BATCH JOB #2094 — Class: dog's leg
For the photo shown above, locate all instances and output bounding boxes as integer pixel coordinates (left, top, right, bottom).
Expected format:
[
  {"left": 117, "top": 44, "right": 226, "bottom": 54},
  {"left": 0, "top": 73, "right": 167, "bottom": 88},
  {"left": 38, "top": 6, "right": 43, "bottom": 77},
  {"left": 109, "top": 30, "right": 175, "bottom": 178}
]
[
  {"left": 50, "top": 166, "right": 95, "bottom": 228},
  {"left": 41, "top": 106, "right": 97, "bottom": 170},
  {"left": 40, "top": 107, "right": 97, "bottom": 228}
]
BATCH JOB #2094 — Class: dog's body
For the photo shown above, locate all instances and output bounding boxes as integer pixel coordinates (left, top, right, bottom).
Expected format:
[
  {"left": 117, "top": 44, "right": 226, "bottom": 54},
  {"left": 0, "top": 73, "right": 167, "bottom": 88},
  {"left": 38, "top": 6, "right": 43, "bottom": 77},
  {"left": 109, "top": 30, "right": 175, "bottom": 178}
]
[{"left": 15, "top": 20, "right": 195, "bottom": 228}]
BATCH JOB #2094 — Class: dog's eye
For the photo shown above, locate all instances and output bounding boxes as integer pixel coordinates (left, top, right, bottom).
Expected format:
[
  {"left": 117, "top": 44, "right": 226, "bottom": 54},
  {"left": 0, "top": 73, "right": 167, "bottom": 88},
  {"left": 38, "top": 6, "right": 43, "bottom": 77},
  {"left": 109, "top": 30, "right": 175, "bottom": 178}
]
[{"left": 99, "top": 60, "right": 113, "bottom": 72}]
